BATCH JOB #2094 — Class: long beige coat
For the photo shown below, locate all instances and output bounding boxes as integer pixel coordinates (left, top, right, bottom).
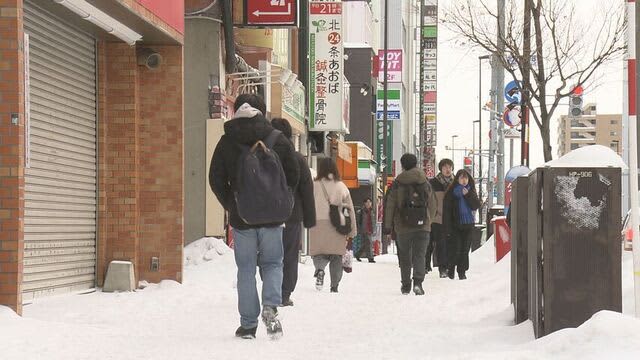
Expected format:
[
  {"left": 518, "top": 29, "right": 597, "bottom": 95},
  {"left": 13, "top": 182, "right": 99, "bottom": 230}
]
[{"left": 308, "top": 178, "right": 357, "bottom": 256}]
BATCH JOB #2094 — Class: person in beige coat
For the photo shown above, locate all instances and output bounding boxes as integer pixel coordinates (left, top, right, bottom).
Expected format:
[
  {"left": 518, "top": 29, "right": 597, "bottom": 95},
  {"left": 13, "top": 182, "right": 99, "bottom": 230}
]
[{"left": 309, "top": 157, "right": 357, "bottom": 293}]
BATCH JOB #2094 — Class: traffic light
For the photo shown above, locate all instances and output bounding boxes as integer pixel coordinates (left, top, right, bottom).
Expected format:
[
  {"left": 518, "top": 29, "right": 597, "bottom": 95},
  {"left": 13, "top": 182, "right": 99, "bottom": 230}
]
[
  {"left": 463, "top": 156, "right": 473, "bottom": 174},
  {"left": 569, "top": 86, "right": 583, "bottom": 117}
]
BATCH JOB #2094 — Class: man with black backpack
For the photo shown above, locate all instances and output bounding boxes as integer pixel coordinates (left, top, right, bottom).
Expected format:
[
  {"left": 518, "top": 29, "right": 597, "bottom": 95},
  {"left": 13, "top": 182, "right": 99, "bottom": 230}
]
[
  {"left": 209, "top": 94, "right": 300, "bottom": 340},
  {"left": 384, "top": 154, "right": 437, "bottom": 295}
]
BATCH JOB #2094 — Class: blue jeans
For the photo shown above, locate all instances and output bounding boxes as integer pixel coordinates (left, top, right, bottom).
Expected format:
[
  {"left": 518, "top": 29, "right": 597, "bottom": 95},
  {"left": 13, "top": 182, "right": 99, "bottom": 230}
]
[{"left": 233, "top": 227, "right": 284, "bottom": 328}]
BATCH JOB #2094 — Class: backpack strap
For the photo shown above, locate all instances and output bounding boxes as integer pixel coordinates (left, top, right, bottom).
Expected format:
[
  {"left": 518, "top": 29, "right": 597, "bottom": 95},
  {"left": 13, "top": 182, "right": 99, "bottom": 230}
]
[
  {"left": 263, "top": 129, "right": 282, "bottom": 149},
  {"left": 320, "top": 181, "right": 331, "bottom": 205}
]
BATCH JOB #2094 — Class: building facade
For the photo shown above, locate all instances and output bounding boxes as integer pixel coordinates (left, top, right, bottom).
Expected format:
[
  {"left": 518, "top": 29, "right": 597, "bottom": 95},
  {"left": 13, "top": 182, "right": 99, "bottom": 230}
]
[
  {"left": 0, "top": 0, "right": 184, "bottom": 314},
  {"left": 557, "top": 104, "right": 622, "bottom": 157}
]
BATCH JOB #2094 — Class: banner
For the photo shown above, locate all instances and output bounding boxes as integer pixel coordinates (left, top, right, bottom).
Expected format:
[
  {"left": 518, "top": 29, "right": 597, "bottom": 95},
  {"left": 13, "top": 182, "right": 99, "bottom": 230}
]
[
  {"left": 377, "top": 49, "right": 403, "bottom": 83},
  {"left": 309, "top": 1, "right": 344, "bottom": 131}
]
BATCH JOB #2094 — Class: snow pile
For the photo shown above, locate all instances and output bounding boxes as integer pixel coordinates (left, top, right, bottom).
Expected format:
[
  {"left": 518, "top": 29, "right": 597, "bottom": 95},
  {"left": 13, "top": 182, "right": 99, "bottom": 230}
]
[
  {"left": 1, "top": 235, "right": 639, "bottom": 359},
  {"left": 183, "top": 237, "right": 230, "bottom": 266},
  {"left": 545, "top": 144, "right": 628, "bottom": 169}
]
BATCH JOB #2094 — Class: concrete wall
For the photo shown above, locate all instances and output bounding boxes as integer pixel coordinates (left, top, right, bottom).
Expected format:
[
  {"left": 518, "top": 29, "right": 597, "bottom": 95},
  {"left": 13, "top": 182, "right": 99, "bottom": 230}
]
[{"left": 184, "top": 19, "right": 222, "bottom": 245}]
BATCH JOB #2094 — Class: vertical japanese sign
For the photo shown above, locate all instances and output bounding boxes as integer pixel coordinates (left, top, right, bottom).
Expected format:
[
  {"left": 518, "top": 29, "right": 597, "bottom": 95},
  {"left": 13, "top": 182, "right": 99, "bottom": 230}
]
[
  {"left": 420, "top": 0, "right": 438, "bottom": 176},
  {"left": 309, "top": 1, "right": 344, "bottom": 132},
  {"left": 376, "top": 120, "right": 393, "bottom": 175}
]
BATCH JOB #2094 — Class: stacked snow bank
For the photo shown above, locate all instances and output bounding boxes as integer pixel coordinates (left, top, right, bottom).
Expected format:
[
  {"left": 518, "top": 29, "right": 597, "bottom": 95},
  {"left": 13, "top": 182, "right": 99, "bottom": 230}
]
[
  {"left": 183, "top": 237, "right": 230, "bottom": 266},
  {"left": 545, "top": 144, "right": 628, "bottom": 169}
]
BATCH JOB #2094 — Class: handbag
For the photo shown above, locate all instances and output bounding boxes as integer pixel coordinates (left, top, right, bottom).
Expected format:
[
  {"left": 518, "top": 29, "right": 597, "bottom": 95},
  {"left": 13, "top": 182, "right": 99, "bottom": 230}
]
[{"left": 320, "top": 182, "right": 352, "bottom": 235}]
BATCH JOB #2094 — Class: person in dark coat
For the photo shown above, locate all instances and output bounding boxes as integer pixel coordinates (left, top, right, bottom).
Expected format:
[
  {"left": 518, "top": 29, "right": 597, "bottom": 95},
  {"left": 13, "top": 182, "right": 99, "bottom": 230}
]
[
  {"left": 355, "top": 198, "right": 376, "bottom": 263},
  {"left": 209, "top": 94, "right": 300, "bottom": 339},
  {"left": 384, "top": 154, "right": 437, "bottom": 295},
  {"left": 427, "top": 158, "right": 454, "bottom": 278},
  {"left": 270, "top": 118, "right": 316, "bottom": 307},
  {"left": 442, "top": 169, "right": 482, "bottom": 280}
]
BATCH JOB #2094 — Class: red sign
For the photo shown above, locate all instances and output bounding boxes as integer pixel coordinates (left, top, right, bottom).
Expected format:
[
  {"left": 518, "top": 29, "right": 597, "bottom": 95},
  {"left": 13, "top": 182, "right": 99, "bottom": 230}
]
[
  {"left": 136, "top": 0, "right": 184, "bottom": 33},
  {"left": 310, "top": 2, "right": 342, "bottom": 15},
  {"left": 247, "top": 0, "right": 297, "bottom": 26}
]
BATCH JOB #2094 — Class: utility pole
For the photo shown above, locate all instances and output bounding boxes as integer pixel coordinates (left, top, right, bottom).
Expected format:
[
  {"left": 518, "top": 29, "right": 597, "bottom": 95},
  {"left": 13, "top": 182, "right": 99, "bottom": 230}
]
[
  {"left": 521, "top": 0, "right": 532, "bottom": 167},
  {"left": 488, "top": 65, "right": 497, "bottom": 209},
  {"left": 631, "top": 0, "right": 640, "bottom": 318},
  {"left": 382, "top": 0, "right": 389, "bottom": 190},
  {"left": 496, "top": 0, "right": 506, "bottom": 204}
]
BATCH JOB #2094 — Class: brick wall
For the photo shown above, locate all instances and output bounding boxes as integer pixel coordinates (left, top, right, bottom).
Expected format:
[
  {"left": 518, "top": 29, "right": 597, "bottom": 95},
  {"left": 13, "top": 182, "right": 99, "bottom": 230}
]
[
  {"left": 97, "top": 42, "right": 141, "bottom": 286},
  {"left": 97, "top": 43, "right": 183, "bottom": 286},
  {"left": 0, "top": 0, "right": 24, "bottom": 315},
  {"left": 138, "top": 45, "right": 183, "bottom": 283}
]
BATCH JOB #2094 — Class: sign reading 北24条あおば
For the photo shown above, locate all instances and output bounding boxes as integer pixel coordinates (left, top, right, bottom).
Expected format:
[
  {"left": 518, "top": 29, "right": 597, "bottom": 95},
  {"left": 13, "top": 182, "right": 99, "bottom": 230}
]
[{"left": 309, "top": 2, "right": 344, "bottom": 132}]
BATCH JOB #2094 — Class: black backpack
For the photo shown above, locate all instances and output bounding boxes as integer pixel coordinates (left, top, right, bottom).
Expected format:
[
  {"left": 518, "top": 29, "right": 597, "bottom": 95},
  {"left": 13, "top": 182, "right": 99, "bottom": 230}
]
[
  {"left": 320, "top": 181, "right": 352, "bottom": 235},
  {"left": 397, "top": 183, "right": 428, "bottom": 227},
  {"left": 234, "top": 130, "right": 294, "bottom": 225}
]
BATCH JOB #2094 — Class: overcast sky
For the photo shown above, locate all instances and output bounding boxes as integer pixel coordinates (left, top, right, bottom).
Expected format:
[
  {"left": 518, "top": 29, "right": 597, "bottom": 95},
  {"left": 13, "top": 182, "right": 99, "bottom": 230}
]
[{"left": 435, "top": 0, "right": 624, "bottom": 172}]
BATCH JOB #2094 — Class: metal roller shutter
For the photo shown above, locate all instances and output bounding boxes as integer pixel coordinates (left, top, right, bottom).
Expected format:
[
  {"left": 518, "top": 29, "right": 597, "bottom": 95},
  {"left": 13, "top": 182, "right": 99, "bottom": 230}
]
[{"left": 23, "top": 1, "right": 97, "bottom": 302}]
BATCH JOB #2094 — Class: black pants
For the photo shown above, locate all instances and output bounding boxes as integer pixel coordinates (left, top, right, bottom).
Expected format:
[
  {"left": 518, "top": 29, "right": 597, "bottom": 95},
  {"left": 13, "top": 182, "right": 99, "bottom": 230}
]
[
  {"left": 396, "top": 231, "right": 429, "bottom": 285},
  {"left": 355, "top": 233, "right": 373, "bottom": 259},
  {"left": 426, "top": 223, "right": 447, "bottom": 271},
  {"left": 282, "top": 222, "right": 302, "bottom": 300},
  {"left": 447, "top": 224, "right": 473, "bottom": 275}
]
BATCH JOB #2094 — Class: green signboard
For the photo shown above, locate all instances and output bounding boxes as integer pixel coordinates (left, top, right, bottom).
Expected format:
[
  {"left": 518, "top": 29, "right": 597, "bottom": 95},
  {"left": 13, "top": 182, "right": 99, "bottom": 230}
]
[{"left": 422, "top": 26, "right": 437, "bottom": 38}]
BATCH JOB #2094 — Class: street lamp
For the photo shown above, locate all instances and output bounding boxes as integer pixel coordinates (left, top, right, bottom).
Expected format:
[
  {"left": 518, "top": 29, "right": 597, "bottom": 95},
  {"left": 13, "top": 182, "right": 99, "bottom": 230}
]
[
  {"left": 478, "top": 54, "right": 490, "bottom": 208},
  {"left": 473, "top": 120, "right": 480, "bottom": 178},
  {"left": 451, "top": 135, "right": 458, "bottom": 163}
]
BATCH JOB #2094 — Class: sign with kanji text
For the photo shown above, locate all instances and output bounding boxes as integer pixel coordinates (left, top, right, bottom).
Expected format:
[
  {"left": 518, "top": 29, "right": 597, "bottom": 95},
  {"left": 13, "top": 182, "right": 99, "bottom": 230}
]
[{"left": 309, "top": 1, "right": 344, "bottom": 131}]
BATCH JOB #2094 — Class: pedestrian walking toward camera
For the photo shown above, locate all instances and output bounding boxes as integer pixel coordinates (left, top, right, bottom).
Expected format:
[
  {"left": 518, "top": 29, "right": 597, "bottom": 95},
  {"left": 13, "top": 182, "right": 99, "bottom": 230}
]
[
  {"left": 355, "top": 198, "right": 376, "bottom": 263},
  {"left": 427, "top": 159, "right": 455, "bottom": 278},
  {"left": 270, "top": 118, "right": 316, "bottom": 307},
  {"left": 309, "top": 157, "right": 357, "bottom": 294},
  {"left": 442, "top": 169, "right": 481, "bottom": 280},
  {"left": 209, "top": 94, "right": 300, "bottom": 340},
  {"left": 384, "top": 154, "right": 437, "bottom": 295}
]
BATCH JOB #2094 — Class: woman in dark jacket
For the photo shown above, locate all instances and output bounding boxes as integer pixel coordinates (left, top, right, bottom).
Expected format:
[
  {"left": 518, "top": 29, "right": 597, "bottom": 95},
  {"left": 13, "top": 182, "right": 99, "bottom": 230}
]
[
  {"left": 355, "top": 198, "right": 376, "bottom": 263},
  {"left": 442, "top": 169, "right": 482, "bottom": 280}
]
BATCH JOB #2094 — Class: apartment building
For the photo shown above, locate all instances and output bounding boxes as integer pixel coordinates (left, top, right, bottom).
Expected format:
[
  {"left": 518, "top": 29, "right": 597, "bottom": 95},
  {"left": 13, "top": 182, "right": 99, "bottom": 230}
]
[{"left": 557, "top": 104, "right": 622, "bottom": 157}]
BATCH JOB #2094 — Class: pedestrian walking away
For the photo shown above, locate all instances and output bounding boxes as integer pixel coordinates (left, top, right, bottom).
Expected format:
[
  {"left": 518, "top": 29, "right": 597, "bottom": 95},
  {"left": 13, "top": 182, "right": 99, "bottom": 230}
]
[
  {"left": 355, "top": 198, "right": 376, "bottom": 263},
  {"left": 209, "top": 94, "right": 300, "bottom": 340},
  {"left": 384, "top": 153, "right": 437, "bottom": 296},
  {"left": 442, "top": 169, "right": 482, "bottom": 281},
  {"left": 428, "top": 158, "right": 455, "bottom": 278},
  {"left": 308, "top": 157, "right": 357, "bottom": 294},
  {"left": 271, "top": 118, "right": 317, "bottom": 307}
]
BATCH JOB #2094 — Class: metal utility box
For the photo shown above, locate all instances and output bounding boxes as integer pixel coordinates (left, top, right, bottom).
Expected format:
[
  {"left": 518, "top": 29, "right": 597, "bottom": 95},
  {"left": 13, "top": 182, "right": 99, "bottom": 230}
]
[
  {"left": 528, "top": 167, "right": 622, "bottom": 338},
  {"left": 510, "top": 175, "right": 530, "bottom": 325}
]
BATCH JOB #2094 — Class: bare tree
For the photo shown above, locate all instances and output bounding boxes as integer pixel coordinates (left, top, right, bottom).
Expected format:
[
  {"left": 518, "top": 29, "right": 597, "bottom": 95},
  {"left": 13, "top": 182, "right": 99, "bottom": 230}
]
[{"left": 444, "top": 0, "right": 627, "bottom": 161}]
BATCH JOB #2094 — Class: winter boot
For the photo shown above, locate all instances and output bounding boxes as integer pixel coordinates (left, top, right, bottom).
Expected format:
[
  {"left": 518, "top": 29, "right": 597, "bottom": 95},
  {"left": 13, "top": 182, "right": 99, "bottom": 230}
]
[
  {"left": 439, "top": 269, "right": 448, "bottom": 279},
  {"left": 368, "top": 258, "right": 376, "bottom": 263},
  {"left": 413, "top": 281, "right": 425, "bottom": 296},
  {"left": 458, "top": 272, "right": 467, "bottom": 280},
  {"left": 330, "top": 285, "right": 339, "bottom": 293},
  {"left": 315, "top": 269, "right": 325, "bottom": 291},
  {"left": 280, "top": 296, "right": 294, "bottom": 307},
  {"left": 447, "top": 267, "right": 455, "bottom": 280},
  {"left": 401, "top": 282, "right": 411, "bottom": 295},
  {"left": 261, "top": 306, "right": 283, "bottom": 340},
  {"left": 235, "top": 326, "right": 257, "bottom": 339}
]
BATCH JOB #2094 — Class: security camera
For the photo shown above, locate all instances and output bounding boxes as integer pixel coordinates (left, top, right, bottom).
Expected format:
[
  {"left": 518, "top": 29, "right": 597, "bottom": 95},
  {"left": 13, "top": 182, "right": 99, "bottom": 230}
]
[{"left": 137, "top": 48, "right": 162, "bottom": 69}]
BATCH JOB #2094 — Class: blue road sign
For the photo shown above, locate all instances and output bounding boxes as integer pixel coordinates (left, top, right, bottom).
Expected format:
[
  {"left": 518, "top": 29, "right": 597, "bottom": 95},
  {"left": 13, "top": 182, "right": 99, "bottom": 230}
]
[{"left": 504, "top": 80, "right": 522, "bottom": 104}]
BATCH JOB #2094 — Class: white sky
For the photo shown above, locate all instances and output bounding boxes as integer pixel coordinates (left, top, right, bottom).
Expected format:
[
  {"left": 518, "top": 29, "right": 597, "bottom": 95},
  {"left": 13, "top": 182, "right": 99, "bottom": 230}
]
[{"left": 435, "top": 0, "right": 624, "bottom": 171}]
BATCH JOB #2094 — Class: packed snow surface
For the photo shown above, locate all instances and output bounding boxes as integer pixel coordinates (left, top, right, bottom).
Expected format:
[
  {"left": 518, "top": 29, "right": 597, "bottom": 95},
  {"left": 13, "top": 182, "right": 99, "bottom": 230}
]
[
  {"left": 545, "top": 144, "right": 628, "bottom": 169},
  {"left": 1, "top": 237, "right": 639, "bottom": 359}
]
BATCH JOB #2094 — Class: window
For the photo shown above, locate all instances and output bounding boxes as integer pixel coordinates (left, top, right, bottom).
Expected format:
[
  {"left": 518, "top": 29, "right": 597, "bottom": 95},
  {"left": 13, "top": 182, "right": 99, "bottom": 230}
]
[
  {"left": 571, "top": 132, "right": 579, "bottom": 138},
  {"left": 611, "top": 120, "right": 618, "bottom": 125},
  {"left": 611, "top": 142, "right": 619, "bottom": 152},
  {"left": 611, "top": 131, "right": 617, "bottom": 136},
  {"left": 571, "top": 143, "right": 580, "bottom": 150}
]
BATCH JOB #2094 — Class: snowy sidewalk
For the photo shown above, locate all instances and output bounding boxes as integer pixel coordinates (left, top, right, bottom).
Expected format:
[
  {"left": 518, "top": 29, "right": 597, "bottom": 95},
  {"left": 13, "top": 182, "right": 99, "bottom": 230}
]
[{"left": 1, "top": 238, "right": 640, "bottom": 359}]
